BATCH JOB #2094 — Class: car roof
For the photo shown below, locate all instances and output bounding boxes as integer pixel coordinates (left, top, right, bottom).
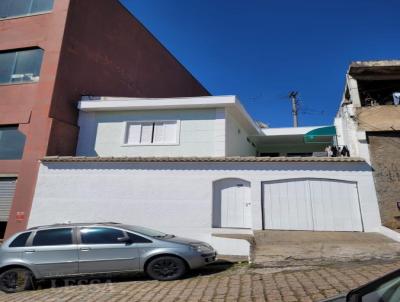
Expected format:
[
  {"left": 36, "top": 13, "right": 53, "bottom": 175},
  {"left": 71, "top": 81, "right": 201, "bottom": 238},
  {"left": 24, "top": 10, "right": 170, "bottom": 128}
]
[{"left": 27, "top": 222, "right": 122, "bottom": 230}]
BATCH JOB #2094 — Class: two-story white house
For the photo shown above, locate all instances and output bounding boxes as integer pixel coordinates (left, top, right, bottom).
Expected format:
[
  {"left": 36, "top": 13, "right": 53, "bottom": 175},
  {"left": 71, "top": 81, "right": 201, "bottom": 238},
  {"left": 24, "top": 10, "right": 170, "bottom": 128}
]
[
  {"left": 76, "top": 95, "right": 259, "bottom": 158},
  {"left": 28, "top": 95, "right": 384, "bottom": 256}
]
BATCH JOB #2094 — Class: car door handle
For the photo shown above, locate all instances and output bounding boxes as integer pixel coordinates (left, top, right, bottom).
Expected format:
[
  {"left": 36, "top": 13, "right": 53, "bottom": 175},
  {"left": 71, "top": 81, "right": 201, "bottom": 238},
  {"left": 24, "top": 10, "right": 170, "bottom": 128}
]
[
  {"left": 24, "top": 250, "right": 35, "bottom": 253},
  {"left": 80, "top": 247, "right": 91, "bottom": 251}
]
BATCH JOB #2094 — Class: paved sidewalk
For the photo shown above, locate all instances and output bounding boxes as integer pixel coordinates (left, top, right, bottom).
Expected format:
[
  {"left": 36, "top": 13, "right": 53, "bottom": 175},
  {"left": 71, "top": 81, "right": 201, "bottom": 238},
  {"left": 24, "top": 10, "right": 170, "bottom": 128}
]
[
  {"left": 0, "top": 259, "right": 399, "bottom": 302},
  {"left": 254, "top": 230, "right": 400, "bottom": 267}
]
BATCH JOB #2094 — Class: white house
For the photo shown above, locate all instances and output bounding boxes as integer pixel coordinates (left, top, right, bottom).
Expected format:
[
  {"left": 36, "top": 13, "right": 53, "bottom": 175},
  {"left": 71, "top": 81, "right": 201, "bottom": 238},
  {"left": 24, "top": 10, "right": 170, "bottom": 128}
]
[
  {"left": 76, "top": 96, "right": 259, "bottom": 157},
  {"left": 28, "top": 96, "right": 384, "bottom": 256}
]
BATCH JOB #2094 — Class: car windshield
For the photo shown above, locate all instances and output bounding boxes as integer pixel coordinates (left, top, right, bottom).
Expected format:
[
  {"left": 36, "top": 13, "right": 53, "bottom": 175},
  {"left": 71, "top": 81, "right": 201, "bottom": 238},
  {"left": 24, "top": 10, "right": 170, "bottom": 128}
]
[
  {"left": 119, "top": 225, "right": 168, "bottom": 238},
  {"left": 361, "top": 275, "right": 400, "bottom": 302}
]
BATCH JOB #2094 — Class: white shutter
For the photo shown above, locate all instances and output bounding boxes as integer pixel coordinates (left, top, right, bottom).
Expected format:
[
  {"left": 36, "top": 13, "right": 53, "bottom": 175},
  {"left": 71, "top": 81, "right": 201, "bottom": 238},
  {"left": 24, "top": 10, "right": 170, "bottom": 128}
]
[
  {"left": 140, "top": 123, "right": 154, "bottom": 144},
  {"left": 0, "top": 178, "right": 16, "bottom": 222},
  {"left": 153, "top": 122, "right": 165, "bottom": 143},
  {"left": 126, "top": 123, "right": 141, "bottom": 144},
  {"left": 164, "top": 121, "right": 177, "bottom": 143},
  {"left": 125, "top": 121, "right": 177, "bottom": 144}
]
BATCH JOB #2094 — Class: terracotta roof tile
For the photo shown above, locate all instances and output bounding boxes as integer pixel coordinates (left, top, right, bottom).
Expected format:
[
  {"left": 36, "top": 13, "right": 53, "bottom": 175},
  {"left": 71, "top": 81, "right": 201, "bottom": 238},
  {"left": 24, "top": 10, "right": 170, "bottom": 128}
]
[{"left": 41, "top": 156, "right": 365, "bottom": 163}]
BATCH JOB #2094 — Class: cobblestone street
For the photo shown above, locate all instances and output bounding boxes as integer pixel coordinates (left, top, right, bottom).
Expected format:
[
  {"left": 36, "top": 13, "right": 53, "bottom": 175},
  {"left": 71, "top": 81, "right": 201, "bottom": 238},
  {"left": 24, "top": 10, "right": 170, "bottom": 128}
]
[{"left": 1, "top": 259, "right": 399, "bottom": 302}]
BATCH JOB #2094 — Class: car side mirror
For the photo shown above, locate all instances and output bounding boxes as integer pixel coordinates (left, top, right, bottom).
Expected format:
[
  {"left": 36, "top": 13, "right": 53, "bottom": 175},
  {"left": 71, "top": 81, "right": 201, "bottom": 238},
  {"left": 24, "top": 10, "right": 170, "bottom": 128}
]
[{"left": 117, "top": 236, "right": 131, "bottom": 244}]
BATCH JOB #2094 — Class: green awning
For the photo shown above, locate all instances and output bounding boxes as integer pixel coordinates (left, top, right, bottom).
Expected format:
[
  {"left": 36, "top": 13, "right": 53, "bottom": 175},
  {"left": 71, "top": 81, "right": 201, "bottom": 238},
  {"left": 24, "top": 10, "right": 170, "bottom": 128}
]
[{"left": 304, "top": 126, "right": 336, "bottom": 143}]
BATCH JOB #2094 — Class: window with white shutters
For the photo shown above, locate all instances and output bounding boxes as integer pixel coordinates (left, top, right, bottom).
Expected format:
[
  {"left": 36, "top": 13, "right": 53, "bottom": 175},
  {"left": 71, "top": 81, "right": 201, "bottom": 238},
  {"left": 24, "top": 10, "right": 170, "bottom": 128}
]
[{"left": 124, "top": 121, "right": 179, "bottom": 145}]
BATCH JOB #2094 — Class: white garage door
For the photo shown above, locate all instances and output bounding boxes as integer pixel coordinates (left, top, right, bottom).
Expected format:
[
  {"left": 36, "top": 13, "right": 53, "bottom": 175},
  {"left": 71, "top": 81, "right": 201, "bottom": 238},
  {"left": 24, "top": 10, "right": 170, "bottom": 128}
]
[{"left": 263, "top": 179, "right": 363, "bottom": 231}]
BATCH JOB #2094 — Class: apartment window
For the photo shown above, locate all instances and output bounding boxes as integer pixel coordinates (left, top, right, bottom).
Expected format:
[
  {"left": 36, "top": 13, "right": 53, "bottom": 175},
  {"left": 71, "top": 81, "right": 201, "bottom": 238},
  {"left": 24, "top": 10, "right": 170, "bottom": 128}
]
[
  {"left": 125, "top": 121, "right": 179, "bottom": 145},
  {"left": 0, "top": 48, "right": 43, "bottom": 84},
  {"left": 0, "top": 126, "right": 26, "bottom": 160},
  {"left": 0, "top": 0, "right": 54, "bottom": 19}
]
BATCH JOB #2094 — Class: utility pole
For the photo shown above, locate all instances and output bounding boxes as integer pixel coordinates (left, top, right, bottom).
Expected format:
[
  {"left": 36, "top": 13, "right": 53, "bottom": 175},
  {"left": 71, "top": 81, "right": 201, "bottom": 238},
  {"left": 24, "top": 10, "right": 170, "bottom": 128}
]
[{"left": 289, "top": 91, "right": 299, "bottom": 127}]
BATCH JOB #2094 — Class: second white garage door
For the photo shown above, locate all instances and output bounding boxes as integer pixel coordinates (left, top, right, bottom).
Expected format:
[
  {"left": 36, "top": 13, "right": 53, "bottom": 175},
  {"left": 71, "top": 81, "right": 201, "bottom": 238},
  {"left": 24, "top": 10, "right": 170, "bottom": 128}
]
[{"left": 262, "top": 178, "right": 363, "bottom": 231}]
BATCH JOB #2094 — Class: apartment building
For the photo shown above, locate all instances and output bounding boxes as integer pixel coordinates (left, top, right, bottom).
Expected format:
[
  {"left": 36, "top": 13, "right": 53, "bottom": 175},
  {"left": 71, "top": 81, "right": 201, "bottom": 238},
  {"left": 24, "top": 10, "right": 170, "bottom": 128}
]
[{"left": 0, "top": 0, "right": 209, "bottom": 238}]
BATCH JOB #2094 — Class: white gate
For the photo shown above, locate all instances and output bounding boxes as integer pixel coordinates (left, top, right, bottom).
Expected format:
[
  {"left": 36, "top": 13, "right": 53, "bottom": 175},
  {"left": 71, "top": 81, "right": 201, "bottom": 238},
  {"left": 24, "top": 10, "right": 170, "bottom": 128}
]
[
  {"left": 262, "top": 178, "right": 363, "bottom": 231},
  {"left": 213, "top": 179, "right": 252, "bottom": 228}
]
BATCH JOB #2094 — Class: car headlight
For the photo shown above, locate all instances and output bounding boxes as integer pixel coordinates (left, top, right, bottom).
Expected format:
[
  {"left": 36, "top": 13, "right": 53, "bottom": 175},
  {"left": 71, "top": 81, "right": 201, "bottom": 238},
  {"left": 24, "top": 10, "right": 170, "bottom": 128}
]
[{"left": 189, "top": 243, "right": 214, "bottom": 253}]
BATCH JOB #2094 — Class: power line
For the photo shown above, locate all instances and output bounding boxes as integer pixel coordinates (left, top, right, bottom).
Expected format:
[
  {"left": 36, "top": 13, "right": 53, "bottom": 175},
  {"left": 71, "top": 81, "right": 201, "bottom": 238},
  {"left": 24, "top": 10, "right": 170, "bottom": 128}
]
[
  {"left": 298, "top": 101, "right": 326, "bottom": 116},
  {"left": 353, "top": 117, "right": 400, "bottom": 150}
]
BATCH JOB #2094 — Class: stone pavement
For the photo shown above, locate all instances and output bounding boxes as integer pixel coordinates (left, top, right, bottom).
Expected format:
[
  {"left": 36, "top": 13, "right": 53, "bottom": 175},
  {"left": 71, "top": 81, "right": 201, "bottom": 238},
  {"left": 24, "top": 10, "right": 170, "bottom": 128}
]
[{"left": 0, "top": 259, "right": 399, "bottom": 302}]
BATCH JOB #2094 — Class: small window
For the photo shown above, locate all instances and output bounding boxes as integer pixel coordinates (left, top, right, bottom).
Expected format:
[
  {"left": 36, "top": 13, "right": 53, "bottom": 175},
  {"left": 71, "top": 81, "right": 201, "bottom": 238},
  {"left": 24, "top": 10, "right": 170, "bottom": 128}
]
[
  {"left": 0, "top": 126, "right": 26, "bottom": 160},
  {"left": 80, "top": 227, "right": 125, "bottom": 244},
  {"left": 127, "top": 232, "right": 152, "bottom": 243},
  {"left": 0, "top": 48, "right": 44, "bottom": 84},
  {"left": 125, "top": 121, "right": 178, "bottom": 145},
  {"left": 0, "top": 0, "right": 54, "bottom": 19},
  {"left": 9, "top": 232, "right": 31, "bottom": 247},
  {"left": 32, "top": 228, "right": 73, "bottom": 246}
]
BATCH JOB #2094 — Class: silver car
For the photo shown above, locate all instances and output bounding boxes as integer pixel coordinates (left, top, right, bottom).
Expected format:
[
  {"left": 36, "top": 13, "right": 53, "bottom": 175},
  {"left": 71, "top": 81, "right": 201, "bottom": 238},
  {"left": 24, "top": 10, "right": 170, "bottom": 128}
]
[{"left": 0, "top": 222, "right": 217, "bottom": 293}]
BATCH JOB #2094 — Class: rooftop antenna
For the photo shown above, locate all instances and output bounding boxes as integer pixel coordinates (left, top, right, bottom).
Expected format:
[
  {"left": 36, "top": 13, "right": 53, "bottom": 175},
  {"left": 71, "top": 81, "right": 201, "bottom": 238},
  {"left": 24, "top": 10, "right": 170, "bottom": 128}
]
[{"left": 288, "top": 91, "right": 299, "bottom": 127}]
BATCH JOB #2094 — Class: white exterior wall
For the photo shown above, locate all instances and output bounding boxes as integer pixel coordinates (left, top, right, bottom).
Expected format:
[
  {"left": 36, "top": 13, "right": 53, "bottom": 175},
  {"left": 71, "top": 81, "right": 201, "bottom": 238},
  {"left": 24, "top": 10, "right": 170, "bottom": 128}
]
[
  {"left": 77, "top": 108, "right": 226, "bottom": 157},
  {"left": 335, "top": 105, "right": 371, "bottom": 163},
  {"left": 225, "top": 112, "right": 257, "bottom": 156},
  {"left": 30, "top": 161, "right": 381, "bottom": 256}
]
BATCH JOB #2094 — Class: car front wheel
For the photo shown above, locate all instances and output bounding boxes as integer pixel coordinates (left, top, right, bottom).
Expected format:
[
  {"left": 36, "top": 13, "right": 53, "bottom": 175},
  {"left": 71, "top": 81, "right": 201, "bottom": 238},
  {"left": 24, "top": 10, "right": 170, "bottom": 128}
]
[
  {"left": 0, "top": 268, "right": 35, "bottom": 293},
  {"left": 146, "top": 256, "right": 187, "bottom": 281}
]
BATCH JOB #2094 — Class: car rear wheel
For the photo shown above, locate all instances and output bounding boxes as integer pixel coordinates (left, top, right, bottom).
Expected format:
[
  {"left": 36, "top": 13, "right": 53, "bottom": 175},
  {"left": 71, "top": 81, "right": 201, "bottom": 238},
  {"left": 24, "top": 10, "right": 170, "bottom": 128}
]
[
  {"left": 0, "top": 268, "right": 35, "bottom": 293},
  {"left": 146, "top": 256, "right": 187, "bottom": 281}
]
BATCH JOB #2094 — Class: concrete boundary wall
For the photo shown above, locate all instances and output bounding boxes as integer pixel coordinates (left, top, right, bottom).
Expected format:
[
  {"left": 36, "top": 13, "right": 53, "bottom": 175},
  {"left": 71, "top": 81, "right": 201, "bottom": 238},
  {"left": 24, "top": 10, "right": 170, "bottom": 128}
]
[{"left": 29, "top": 161, "right": 381, "bottom": 256}]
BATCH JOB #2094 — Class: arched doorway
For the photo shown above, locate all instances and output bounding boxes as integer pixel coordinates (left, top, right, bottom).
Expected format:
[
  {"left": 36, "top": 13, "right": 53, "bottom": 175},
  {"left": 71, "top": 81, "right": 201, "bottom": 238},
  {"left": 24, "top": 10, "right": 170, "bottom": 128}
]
[{"left": 213, "top": 178, "right": 251, "bottom": 228}]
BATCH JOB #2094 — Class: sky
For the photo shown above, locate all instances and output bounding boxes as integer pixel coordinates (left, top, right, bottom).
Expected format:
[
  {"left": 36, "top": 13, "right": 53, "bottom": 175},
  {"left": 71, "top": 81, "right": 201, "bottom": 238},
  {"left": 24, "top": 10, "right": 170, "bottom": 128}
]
[{"left": 120, "top": 0, "right": 400, "bottom": 127}]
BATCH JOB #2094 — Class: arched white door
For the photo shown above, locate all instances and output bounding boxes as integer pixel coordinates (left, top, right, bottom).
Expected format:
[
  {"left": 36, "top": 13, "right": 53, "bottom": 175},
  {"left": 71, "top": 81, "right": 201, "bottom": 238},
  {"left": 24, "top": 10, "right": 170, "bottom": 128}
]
[{"left": 215, "top": 179, "right": 252, "bottom": 228}]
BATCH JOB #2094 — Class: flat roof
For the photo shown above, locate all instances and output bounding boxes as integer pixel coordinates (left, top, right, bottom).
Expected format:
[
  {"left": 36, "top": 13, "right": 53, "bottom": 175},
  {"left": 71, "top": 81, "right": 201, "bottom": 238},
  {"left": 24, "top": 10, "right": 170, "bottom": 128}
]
[
  {"left": 349, "top": 60, "right": 400, "bottom": 79},
  {"left": 41, "top": 156, "right": 365, "bottom": 163},
  {"left": 350, "top": 60, "right": 400, "bottom": 68},
  {"left": 78, "top": 95, "right": 260, "bottom": 135},
  {"left": 79, "top": 95, "right": 239, "bottom": 111}
]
